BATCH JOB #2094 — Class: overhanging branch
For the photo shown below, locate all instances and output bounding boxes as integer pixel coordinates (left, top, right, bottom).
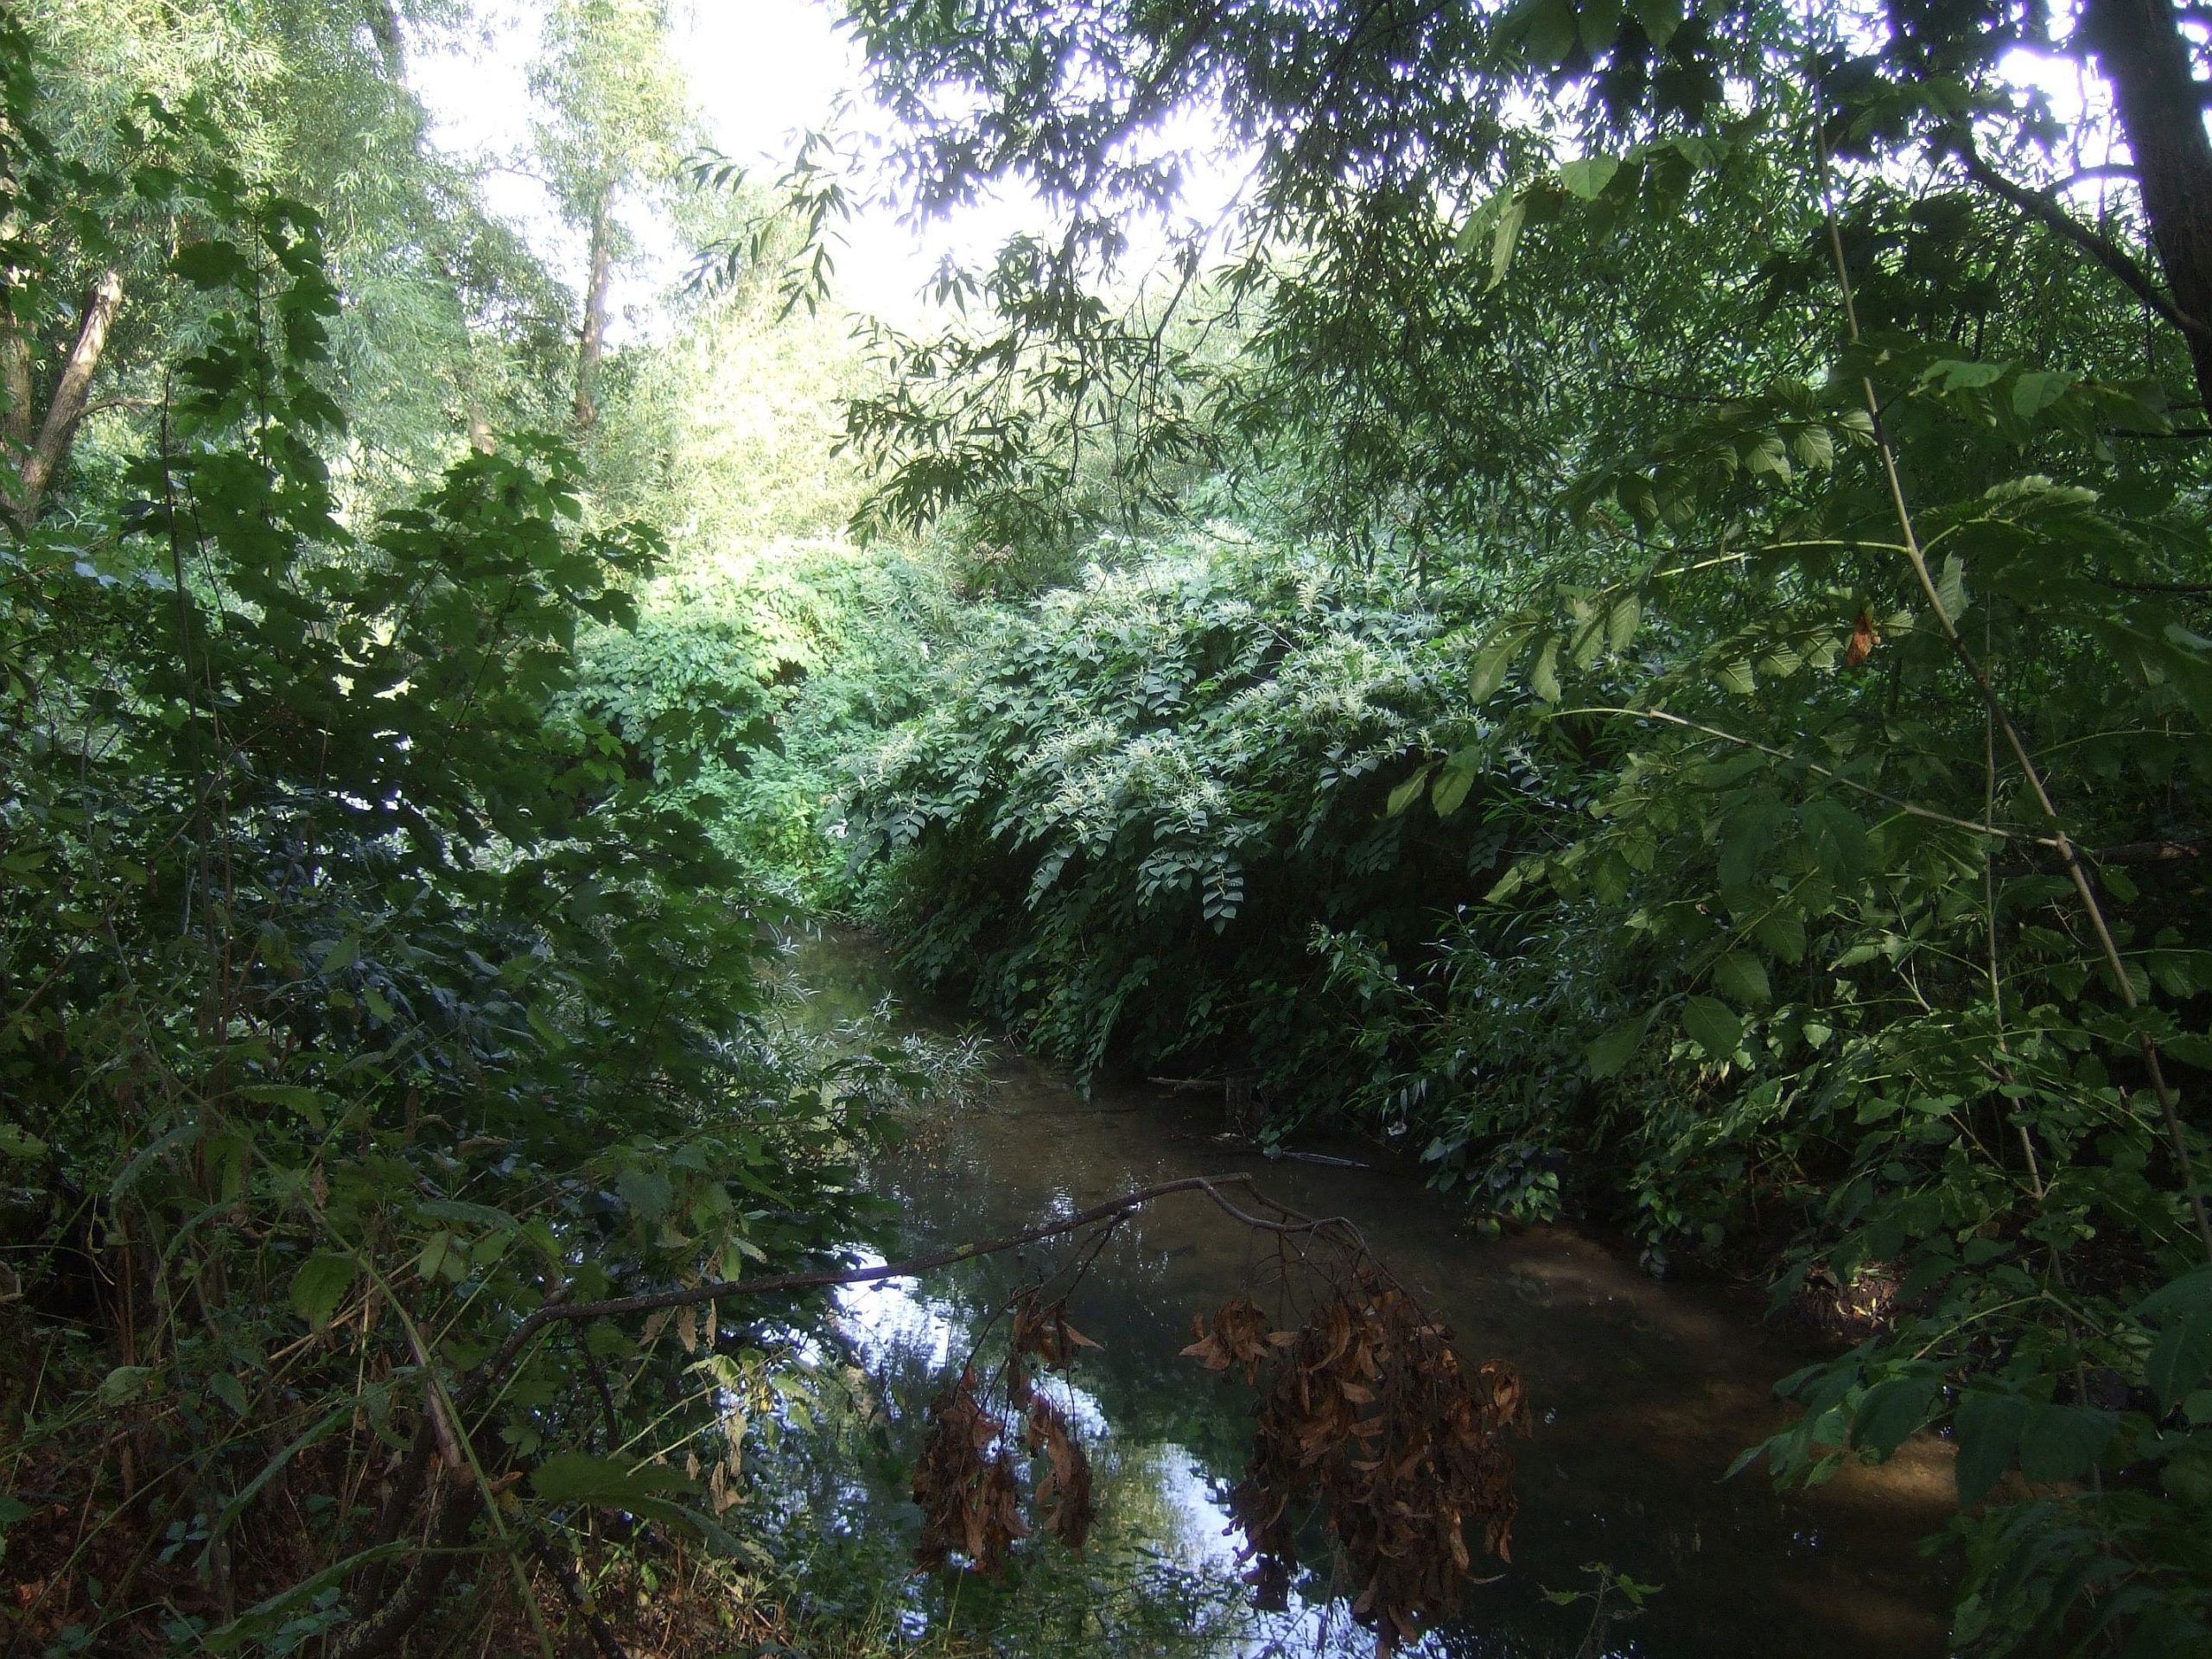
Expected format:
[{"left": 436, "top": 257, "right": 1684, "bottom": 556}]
[{"left": 1949, "top": 130, "right": 2212, "bottom": 345}]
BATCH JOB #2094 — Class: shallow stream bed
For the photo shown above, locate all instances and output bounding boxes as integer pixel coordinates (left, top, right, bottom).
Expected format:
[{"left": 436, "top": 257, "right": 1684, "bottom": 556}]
[{"left": 779, "top": 933, "right": 1956, "bottom": 1657}]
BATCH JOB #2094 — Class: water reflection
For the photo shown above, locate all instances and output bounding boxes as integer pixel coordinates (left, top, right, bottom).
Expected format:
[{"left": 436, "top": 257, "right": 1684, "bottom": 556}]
[{"left": 760, "top": 937, "right": 1955, "bottom": 1657}]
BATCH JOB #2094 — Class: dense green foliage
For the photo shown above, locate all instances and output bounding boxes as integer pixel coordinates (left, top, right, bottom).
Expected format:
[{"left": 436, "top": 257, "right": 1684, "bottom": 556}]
[
  {"left": 825, "top": 2, "right": 2212, "bottom": 1653},
  {"left": 0, "top": 11, "right": 958, "bottom": 1656},
  {"left": 15, "top": 0, "right": 2212, "bottom": 1652}
]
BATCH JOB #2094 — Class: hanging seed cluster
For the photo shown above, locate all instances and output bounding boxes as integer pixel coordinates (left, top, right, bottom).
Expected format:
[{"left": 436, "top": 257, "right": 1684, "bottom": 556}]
[
  {"left": 1182, "top": 1274, "right": 1529, "bottom": 1647},
  {"left": 910, "top": 1294, "right": 1100, "bottom": 1573}
]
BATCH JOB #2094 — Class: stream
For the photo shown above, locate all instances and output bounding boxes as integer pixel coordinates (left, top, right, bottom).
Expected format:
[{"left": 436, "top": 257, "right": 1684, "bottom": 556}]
[{"left": 765, "top": 932, "right": 1956, "bottom": 1657}]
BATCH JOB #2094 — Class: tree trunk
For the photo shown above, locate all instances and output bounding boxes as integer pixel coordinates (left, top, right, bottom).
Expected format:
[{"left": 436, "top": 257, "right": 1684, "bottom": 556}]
[
  {"left": 362, "top": 1, "right": 404, "bottom": 77},
  {"left": 2082, "top": 0, "right": 2212, "bottom": 412},
  {"left": 10, "top": 268, "right": 122, "bottom": 524},
  {"left": 573, "top": 202, "right": 612, "bottom": 430},
  {"left": 1, "top": 319, "right": 31, "bottom": 448}
]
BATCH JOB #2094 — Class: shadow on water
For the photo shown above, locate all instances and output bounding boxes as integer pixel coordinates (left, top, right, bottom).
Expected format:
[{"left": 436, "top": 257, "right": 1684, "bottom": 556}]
[{"left": 764, "top": 931, "right": 1955, "bottom": 1658}]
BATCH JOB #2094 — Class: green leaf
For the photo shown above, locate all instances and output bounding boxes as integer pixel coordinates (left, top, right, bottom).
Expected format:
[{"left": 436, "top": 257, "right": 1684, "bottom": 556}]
[
  {"left": 1752, "top": 912, "right": 1807, "bottom": 963},
  {"left": 209, "top": 1372, "right": 251, "bottom": 1418},
  {"left": 2146, "top": 1311, "right": 2212, "bottom": 1413},
  {"left": 289, "top": 1253, "right": 358, "bottom": 1331},
  {"left": 1630, "top": 0, "right": 1681, "bottom": 48},
  {"left": 1800, "top": 799, "right": 1871, "bottom": 883},
  {"left": 1934, "top": 553, "right": 1969, "bottom": 626},
  {"left": 1586, "top": 1014, "right": 1648, "bottom": 1079},
  {"left": 2012, "top": 370, "right": 2075, "bottom": 419},
  {"left": 1605, "top": 594, "right": 1641, "bottom": 653},
  {"left": 1851, "top": 1374, "right": 1939, "bottom": 1459},
  {"left": 1470, "top": 629, "right": 1525, "bottom": 702},
  {"left": 0, "top": 1122, "right": 47, "bottom": 1160},
  {"left": 1953, "top": 1390, "right": 2026, "bottom": 1507},
  {"left": 2016, "top": 1403, "right": 2113, "bottom": 1484},
  {"left": 1387, "top": 764, "right": 1435, "bottom": 817},
  {"left": 1682, "top": 995, "right": 1742, "bottom": 1058},
  {"left": 531, "top": 1452, "right": 696, "bottom": 1507},
  {"left": 1712, "top": 950, "right": 1771, "bottom": 1007},
  {"left": 1488, "top": 193, "right": 1530, "bottom": 290},
  {"left": 1718, "top": 801, "right": 1787, "bottom": 890},
  {"left": 1430, "top": 760, "right": 1478, "bottom": 817},
  {"left": 1529, "top": 636, "right": 1561, "bottom": 703},
  {"left": 1560, "top": 156, "right": 1620, "bottom": 200},
  {"left": 172, "top": 239, "right": 251, "bottom": 289},
  {"left": 2134, "top": 1266, "right": 2212, "bottom": 1320},
  {"left": 616, "top": 1163, "right": 673, "bottom": 1225},
  {"left": 100, "top": 1364, "right": 159, "bottom": 1405},
  {"left": 1926, "top": 358, "right": 2007, "bottom": 391}
]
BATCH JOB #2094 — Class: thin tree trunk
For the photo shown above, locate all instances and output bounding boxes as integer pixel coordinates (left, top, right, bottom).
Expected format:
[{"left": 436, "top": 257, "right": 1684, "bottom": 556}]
[
  {"left": 465, "top": 392, "right": 495, "bottom": 454},
  {"left": 2, "top": 320, "right": 31, "bottom": 448},
  {"left": 573, "top": 202, "right": 612, "bottom": 430},
  {"left": 2082, "top": 0, "right": 2212, "bottom": 411},
  {"left": 362, "top": 0, "right": 404, "bottom": 77},
  {"left": 10, "top": 268, "right": 122, "bottom": 523}
]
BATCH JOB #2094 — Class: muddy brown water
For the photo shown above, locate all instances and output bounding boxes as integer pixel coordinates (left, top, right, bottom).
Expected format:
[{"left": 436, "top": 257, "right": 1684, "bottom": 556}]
[{"left": 792, "top": 933, "right": 1956, "bottom": 1657}]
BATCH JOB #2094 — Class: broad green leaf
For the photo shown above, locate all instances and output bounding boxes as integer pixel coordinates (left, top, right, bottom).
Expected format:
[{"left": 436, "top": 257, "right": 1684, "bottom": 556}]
[
  {"left": 100, "top": 1364, "right": 160, "bottom": 1405},
  {"left": 1586, "top": 1015, "right": 1647, "bottom": 1079},
  {"left": 1718, "top": 801, "right": 1787, "bottom": 890},
  {"left": 1577, "top": 0, "right": 1624, "bottom": 54},
  {"left": 290, "top": 1253, "right": 358, "bottom": 1330},
  {"left": 2016, "top": 1403, "right": 2113, "bottom": 1484},
  {"left": 1630, "top": 0, "right": 1681, "bottom": 48},
  {"left": 1529, "top": 636, "right": 1561, "bottom": 703},
  {"left": 1386, "top": 765, "right": 1434, "bottom": 817},
  {"left": 1470, "top": 629, "right": 1524, "bottom": 702},
  {"left": 209, "top": 1372, "right": 251, "bottom": 1418},
  {"left": 1712, "top": 950, "right": 1771, "bottom": 1007},
  {"left": 1560, "top": 156, "right": 1619, "bottom": 200},
  {"left": 2012, "top": 370, "right": 2075, "bottom": 419},
  {"left": 1800, "top": 799, "right": 1870, "bottom": 883},
  {"left": 1926, "top": 358, "right": 2007, "bottom": 391},
  {"left": 1850, "top": 1374, "right": 1939, "bottom": 1459},
  {"left": 616, "top": 1163, "right": 673, "bottom": 1225},
  {"left": 1934, "top": 554, "right": 1969, "bottom": 626},
  {"left": 1431, "top": 760, "right": 1478, "bottom": 817},
  {"left": 1953, "top": 1390, "right": 2026, "bottom": 1507},
  {"left": 1682, "top": 995, "right": 1742, "bottom": 1058},
  {"left": 2146, "top": 1311, "right": 2212, "bottom": 1412},
  {"left": 1606, "top": 594, "right": 1641, "bottom": 653},
  {"left": 1752, "top": 912, "right": 1807, "bottom": 963}
]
